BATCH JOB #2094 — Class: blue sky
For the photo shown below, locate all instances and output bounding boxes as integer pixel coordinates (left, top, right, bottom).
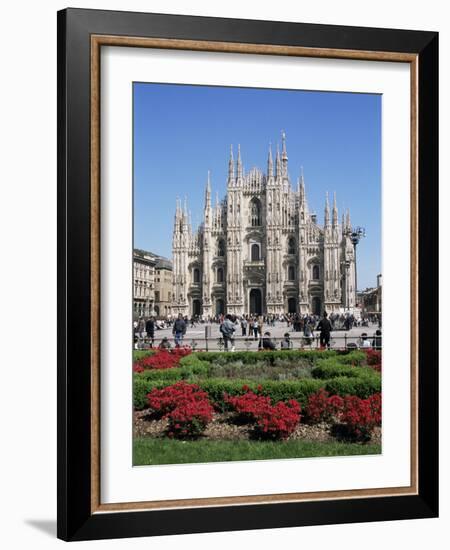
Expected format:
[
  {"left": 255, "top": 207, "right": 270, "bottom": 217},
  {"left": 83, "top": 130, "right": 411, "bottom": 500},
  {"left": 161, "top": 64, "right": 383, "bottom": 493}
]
[{"left": 134, "top": 83, "right": 381, "bottom": 290}]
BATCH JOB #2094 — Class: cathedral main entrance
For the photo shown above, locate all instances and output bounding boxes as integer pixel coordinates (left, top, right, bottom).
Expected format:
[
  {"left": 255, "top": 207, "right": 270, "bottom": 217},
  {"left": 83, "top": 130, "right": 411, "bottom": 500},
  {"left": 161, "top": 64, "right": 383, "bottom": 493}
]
[
  {"left": 287, "top": 297, "right": 297, "bottom": 314},
  {"left": 192, "top": 299, "right": 201, "bottom": 317},
  {"left": 249, "top": 288, "right": 262, "bottom": 315},
  {"left": 312, "top": 296, "right": 322, "bottom": 316},
  {"left": 215, "top": 298, "right": 225, "bottom": 316}
]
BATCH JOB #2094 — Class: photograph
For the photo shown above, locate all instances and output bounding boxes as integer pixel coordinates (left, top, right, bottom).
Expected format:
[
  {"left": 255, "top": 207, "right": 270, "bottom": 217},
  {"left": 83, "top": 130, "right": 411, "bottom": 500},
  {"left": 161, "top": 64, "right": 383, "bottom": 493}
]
[{"left": 132, "top": 83, "right": 383, "bottom": 466}]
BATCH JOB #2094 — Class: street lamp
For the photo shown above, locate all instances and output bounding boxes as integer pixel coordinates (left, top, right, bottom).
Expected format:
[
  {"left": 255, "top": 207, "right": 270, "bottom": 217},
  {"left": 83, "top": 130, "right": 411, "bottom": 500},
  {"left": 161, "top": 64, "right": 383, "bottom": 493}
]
[{"left": 344, "top": 225, "right": 366, "bottom": 301}]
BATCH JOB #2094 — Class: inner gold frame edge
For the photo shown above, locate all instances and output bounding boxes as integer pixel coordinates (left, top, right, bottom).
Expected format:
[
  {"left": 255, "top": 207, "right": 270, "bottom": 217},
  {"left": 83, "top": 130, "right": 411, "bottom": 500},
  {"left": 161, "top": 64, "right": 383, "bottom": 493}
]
[{"left": 90, "top": 35, "right": 419, "bottom": 514}]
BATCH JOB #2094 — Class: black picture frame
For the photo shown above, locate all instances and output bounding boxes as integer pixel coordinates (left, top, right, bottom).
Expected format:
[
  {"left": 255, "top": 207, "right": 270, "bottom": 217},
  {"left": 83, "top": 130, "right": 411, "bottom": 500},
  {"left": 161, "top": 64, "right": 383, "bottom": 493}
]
[{"left": 57, "top": 7, "right": 438, "bottom": 541}]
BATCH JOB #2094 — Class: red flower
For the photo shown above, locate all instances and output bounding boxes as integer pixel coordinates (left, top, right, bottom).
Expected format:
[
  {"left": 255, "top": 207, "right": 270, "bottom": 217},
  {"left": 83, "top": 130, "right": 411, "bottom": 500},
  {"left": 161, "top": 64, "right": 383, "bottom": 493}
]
[
  {"left": 339, "top": 393, "right": 382, "bottom": 439},
  {"left": 224, "top": 389, "right": 301, "bottom": 440},
  {"left": 135, "top": 348, "right": 192, "bottom": 371},
  {"left": 146, "top": 381, "right": 213, "bottom": 438}
]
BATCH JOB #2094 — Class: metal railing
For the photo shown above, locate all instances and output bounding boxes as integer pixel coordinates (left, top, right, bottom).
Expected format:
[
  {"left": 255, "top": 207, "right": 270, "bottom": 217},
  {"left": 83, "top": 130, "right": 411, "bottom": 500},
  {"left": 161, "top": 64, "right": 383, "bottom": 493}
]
[{"left": 134, "top": 333, "right": 382, "bottom": 352}]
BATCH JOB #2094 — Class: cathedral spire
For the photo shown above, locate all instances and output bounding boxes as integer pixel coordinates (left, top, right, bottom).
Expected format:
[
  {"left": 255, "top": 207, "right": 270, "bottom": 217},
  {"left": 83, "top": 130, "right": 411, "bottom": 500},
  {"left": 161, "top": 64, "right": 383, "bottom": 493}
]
[
  {"left": 205, "top": 171, "right": 211, "bottom": 208},
  {"left": 332, "top": 191, "right": 338, "bottom": 226},
  {"left": 174, "top": 196, "right": 182, "bottom": 228},
  {"left": 299, "top": 166, "right": 305, "bottom": 204},
  {"left": 324, "top": 192, "right": 330, "bottom": 227},
  {"left": 345, "top": 209, "right": 351, "bottom": 231},
  {"left": 275, "top": 143, "right": 281, "bottom": 179},
  {"left": 228, "top": 145, "right": 235, "bottom": 185},
  {"left": 281, "top": 130, "right": 288, "bottom": 161},
  {"left": 267, "top": 142, "right": 273, "bottom": 178},
  {"left": 281, "top": 131, "right": 288, "bottom": 178},
  {"left": 183, "top": 196, "right": 189, "bottom": 224},
  {"left": 236, "top": 144, "right": 243, "bottom": 180}
]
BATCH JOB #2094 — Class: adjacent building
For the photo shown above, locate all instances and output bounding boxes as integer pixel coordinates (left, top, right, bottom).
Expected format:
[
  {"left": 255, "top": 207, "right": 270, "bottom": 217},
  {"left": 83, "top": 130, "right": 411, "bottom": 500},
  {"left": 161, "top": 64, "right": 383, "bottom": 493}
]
[
  {"left": 154, "top": 257, "right": 173, "bottom": 318},
  {"left": 172, "top": 132, "right": 358, "bottom": 318},
  {"left": 133, "top": 249, "right": 156, "bottom": 319},
  {"left": 358, "top": 274, "right": 382, "bottom": 315}
]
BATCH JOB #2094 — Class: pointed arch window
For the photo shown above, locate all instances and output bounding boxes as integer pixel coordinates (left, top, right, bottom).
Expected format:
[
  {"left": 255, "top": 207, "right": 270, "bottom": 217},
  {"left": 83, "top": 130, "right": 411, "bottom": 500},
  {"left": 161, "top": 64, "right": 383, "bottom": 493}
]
[
  {"left": 312, "top": 265, "right": 320, "bottom": 280},
  {"left": 250, "top": 198, "right": 261, "bottom": 226},
  {"left": 251, "top": 243, "right": 260, "bottom": 261},
  {"left": 288, "top": 265, "right": 296, "bottom": 281},
  {"left": 193, "top": 268, "right": 200, "bottom": 283},
  {"left": 288, "top": 237, "right": 296, "bottom": 255}
]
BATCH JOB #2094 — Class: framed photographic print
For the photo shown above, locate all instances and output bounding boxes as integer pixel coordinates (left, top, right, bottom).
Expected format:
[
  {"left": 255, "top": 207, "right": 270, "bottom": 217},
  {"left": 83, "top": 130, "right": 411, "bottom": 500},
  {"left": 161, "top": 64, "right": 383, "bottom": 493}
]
[{"left": 57, "top": 8, "right": 439, "bottom": 541}]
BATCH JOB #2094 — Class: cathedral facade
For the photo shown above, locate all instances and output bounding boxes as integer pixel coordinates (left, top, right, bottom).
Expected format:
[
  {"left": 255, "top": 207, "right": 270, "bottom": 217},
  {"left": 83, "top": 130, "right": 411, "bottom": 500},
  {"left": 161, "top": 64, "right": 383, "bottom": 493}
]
[{"left": 172, "top": 133, "right": 356, "bottom": 318}]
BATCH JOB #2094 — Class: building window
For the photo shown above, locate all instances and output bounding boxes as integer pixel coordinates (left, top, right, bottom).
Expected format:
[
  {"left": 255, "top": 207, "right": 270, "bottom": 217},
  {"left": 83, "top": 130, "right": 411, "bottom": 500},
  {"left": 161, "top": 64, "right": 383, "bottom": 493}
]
[
  {"left": 155, "top": 291, "right": 160, "bottom": 302},
  {"left": 251, "top": 243, "right": 260, "bottom": 261},
  {"left": 217, "top": 239, "right": 225, "bottom": 257},
  {"left": 193, "top": 267, "right": 200, "bottom": 283},
  {"left": 288, "top": 265, "right": 295, "bottom": 281},
  {"left": 312, "top": 265, "right": 320, "bottom": 280},
  {"left": 250, "top": 197, "right": 261, "bottom": 226},
  {"left": 288, "top": 237, "right": 296, "bottom": 255},
  {"left": 217, "top": 267, "right": 224, "bottom": 283}
]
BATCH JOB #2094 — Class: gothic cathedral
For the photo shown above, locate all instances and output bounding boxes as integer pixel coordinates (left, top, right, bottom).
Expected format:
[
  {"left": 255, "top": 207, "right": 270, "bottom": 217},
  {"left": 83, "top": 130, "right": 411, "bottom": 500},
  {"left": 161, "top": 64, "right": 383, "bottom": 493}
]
[{"left": 172, "top": 133, "right": 356, "bottom": 318}]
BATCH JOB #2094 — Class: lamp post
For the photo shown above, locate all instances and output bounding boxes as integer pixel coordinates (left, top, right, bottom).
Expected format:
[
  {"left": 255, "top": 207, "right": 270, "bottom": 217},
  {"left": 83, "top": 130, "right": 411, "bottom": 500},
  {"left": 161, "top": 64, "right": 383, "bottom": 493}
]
[{"left": 349, "top": 226, "right": 365, "bottom": 300}]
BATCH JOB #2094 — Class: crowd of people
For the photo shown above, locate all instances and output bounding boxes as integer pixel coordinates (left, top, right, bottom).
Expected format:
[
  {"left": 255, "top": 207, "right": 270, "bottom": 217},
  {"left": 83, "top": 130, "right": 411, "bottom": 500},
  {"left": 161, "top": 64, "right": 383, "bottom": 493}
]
[{"left": 133, "top": 310, "right": 382, "bottom": 352}]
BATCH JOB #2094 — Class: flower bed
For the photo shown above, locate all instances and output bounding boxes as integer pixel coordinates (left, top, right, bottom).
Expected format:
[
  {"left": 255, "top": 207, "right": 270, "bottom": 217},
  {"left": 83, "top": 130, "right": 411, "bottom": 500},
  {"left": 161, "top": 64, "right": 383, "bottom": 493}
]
[
  {"left": 134, "top": 349, "right": 382, "bottom": 443},
  {"left": 146, "top": 382, "right": 213, "bottom": 438},
  {"left": 305, "top": 388, "right": 382, "bottom": 441},
  {"left": 134, "top": 347, "right": 192, "bottom": 372},
  {"left": 224, "top": 387, "right": 302, "bottom": 440}
]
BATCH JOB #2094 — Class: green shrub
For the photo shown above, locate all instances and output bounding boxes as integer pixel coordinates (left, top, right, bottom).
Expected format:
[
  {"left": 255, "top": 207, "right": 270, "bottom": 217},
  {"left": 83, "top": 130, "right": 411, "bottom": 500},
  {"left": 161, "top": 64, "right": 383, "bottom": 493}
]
[
  {"left": 133, "top": 377, "right": 169, "bottom": 410},
  {"left": 312, "top": 363, "right": 377, "bottom": 380},
  {"left": 133, "top": 349, "right": 381, "bottom": 411},
  {"left": 334, "top": 350, "right": 366, "bottom": 366},
  {"left": 324, "top": 376, "right": 381, "bottom": 399},
  {"left": 179, "top": 354, "right": 212, "bottom": 375},
  {"left": 195, "top": 349, "right": 337, "bottom": 366},
  {"left": 134, "top": 377, "right": 325, "bottom": 411}
]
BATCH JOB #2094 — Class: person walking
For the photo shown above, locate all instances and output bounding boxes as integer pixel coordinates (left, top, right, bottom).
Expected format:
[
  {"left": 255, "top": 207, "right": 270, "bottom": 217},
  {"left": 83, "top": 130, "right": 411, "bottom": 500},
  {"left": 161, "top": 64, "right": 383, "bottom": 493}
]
[
  {"left": 172, "top": 313, "right": 186, "bottom": 348},
  {"left": 317, "top": 311, "right": 332, "bottom": 350},
  {"left": 220, "top": 314, "right": 236, "bottom": 351},
  {"left": 252, "top": 318, "right": 259, "bottom": 340},
  {"left": 145, "top": 316, "right": 155, "bottom": 348},
  {"left": 257, "top": 314, "right": 264, "bottom": 337},
  {"left": 303, "top": 321, "right": 313, "bottom": 347},
  {"left": 240, "top": 317, "right": 248, "bottom": 336},
  {"left": 136, "top": 317, "right": 145, "bottom": 349}
]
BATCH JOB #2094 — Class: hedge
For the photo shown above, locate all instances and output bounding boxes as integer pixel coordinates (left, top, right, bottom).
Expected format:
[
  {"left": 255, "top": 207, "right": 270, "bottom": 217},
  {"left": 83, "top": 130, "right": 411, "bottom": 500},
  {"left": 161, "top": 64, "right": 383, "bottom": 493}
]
[
  {"left": 134, "top": 375, "right": 381, "bottom": 411},
  {"left": 331, "top": 350, "right": 366, "bottom": 366},
  {"left": 324, "top": 376, "right": 381, "bottom": 399},
  {"left": 194, "top": 349, "right": 337, "bottom": 366},
  {"left": 312, "top": 362, "right": 378, "bottom": 381},
  {"left": 133, "top": 349, "right": 381, "bottom": 410}
]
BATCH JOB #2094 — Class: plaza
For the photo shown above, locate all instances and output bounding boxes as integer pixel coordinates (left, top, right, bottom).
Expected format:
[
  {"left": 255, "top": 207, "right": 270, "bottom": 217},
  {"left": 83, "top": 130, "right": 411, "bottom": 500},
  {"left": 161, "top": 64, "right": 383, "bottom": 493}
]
[{"left": 137, "top": 320, "right": 381, "bottom": 351}]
